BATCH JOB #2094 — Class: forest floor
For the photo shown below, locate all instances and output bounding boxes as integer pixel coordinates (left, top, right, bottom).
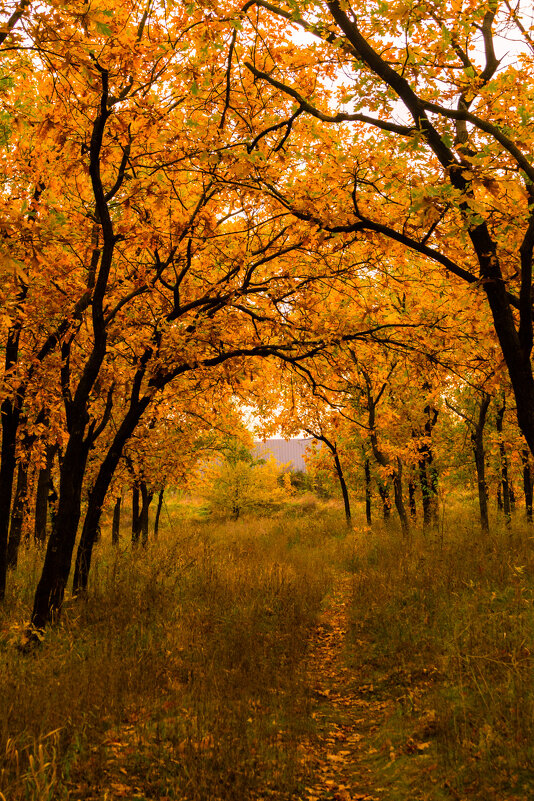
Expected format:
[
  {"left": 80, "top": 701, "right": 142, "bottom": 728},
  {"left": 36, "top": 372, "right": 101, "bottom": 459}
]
[
  {"left": 95, "top": 572, "right": 453, "bottom": 801},
  {"left": 3, "top": 513, "right": 534, "bottom": 801},
  {"left": 292, "top": 573, "right": 443, "bottom": 801},
  {"left": 295, "top": 572, "right": 389, "bottom": 801}
]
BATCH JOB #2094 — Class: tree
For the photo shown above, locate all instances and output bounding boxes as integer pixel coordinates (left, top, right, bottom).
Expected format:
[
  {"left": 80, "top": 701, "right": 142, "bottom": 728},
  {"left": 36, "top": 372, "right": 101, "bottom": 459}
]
[
  {"left": 235, "top": 0, "right": 534, "bottom": 459},
  {"left": 196, "top": 437, "right": 288, "bottom": 520},
  {"left": 3, "top": 0, "right": 396, "bottom": 629}
]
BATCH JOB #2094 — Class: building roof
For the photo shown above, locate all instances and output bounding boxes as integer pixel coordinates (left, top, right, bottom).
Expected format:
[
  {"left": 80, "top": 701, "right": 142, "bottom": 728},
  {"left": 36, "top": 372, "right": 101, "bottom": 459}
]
[{"left": 252, "top": 438, "right": 316, "bottom": 472}]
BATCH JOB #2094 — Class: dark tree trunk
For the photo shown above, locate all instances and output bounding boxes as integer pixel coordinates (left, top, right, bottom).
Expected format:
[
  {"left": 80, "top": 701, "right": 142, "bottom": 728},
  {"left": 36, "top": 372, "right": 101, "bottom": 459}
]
[
  {"left": 7, "top": 460, "right": 29, "bottom": 570},
  {"left": 0, "top": 398, "right": 21, "bottom": 600},
  {"left": 496, "top": 397, "right": 511, "bottom": 527},
  {"left": 522, "top": 448, "right": 533, "bottom": 524},
  {"left": 72, "top": 394, "right": 151, "bottom": 593},
  {"left": 154, "top": 487, "right": 164, "bottom": 539},
  {"left": 408, "top": 479, "right": 417, "bottom": 520},
  {"left": 361, "top": 368, "right": 409, "bottom": 537},
  {"left": 132, "top": 483, "right": 141, "bottom": 544},
  {"left": 497, "top": 485, "right": 503, "bottom": 512},
  {"left": 31, "top": 430, "right": 92, "bottom": 629},
  {"left": 139, "top": 481, "right": 153, "bottom": 546},
  {"left": 364, "top": 458, "right": 372, "bottom": 526},
  {"left": 509, "top": 482, "right": 516, "bottom": 511},
  {"left": 112, "top": 496, "right": 121, "bottom": 545},
  {"left": 0, "top": 304, "right": 26, "bottom": 601},
  {"left": 329, "top": 449, "right": 351, "bottom": 527},
  {"left": 418, "top": 405, "right": 439, "bottom": 529},
  {"left": 34, "top": 444, "right": 56, "bottom": 545},
  {"left": 302, "top": 428, "right": 351, "bottom": 527},
  {"left": 392, "top": 459, "right": 409, "bottom": 537},
  {"left": 471, "top": 394, "right": 491, "bottom": 534},
  {"left": 377, "top": 481, "right": 391, "bottom": 521},
  {"left": 419, "top": 459, "right": 431, "bottom": 526},
  {"left": 29, "top": 73, "right": 118, "bottom": 632}
]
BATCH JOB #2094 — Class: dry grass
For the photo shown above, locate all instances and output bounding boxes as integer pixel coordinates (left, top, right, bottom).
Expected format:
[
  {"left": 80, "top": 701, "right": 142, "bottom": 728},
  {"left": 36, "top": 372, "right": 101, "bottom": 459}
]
[
  {"left": 0, "top": 511, "right": 348, "bottom": 801},
  {"left": 347, "top": 511, "right": 534, "bottom": 799},
  {"left": 3, "top": 497, "right": 533, "bottom": 800}
]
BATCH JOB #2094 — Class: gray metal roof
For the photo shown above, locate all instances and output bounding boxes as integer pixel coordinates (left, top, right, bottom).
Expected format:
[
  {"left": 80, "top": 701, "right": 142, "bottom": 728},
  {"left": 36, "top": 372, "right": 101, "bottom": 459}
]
[{"left": 252, "top": 438, "right": 316, "bottom": 472}]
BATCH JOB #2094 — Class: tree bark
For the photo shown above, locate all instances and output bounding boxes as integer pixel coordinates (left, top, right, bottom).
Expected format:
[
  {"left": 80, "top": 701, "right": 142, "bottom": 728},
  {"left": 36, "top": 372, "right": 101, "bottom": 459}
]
[
  {"left": 139, "top": 480, "right": 154, "bottom": 546},
  {"left": 31, "top": 429, "right": 92, "bottom": 629},
  {"left": 112, "top": 496, "right": 121, "bottom": 545},
  {"left": 471, "top": 394, "right": 491, "bottom": 534},
  {"left": 377, "top": 481, "right": 391, "bottom": 521},
  {"left": 304, "top": 428, "right": 351, "bottom": 527},
  {"left": 364, "top": 458, "right": 372, "bottom": 526},
  {"left": 418, "top": 405, "right": 439, "bottom": 529},
  {"left": 522, "top": 449, "right": 533, "bottom": 524},
  {"left": 132, "top": 483, "right": 141, "bottom": 544},
  {"left": 0, "top": 399, "right": 21, "bottom": 600},
  {"left": 154, "top": 487, "right": 164, "bottom": 539},
  {"left": 361, "top": 368, "right": 409, "bottom": 537},
  {"left": 34, "top": 444, "right": 57, "bottom": 545},
  {"left": 72, "top": 393, "right": 151, "bottom": 593},
  {"left": 332, "top": 449, "right": 351, "bottom": 527},
  {"left": 408, "top": 479, "right": 416, "bottom": 520},
  {"left": 392, "top": 458, "right": 409, "bottom": 537},
  {"left": 7, "top": 460, "right": 29, "bottom": 570},
  {"left": 495, "top": 396, "right": 511, "bottom": 527}
]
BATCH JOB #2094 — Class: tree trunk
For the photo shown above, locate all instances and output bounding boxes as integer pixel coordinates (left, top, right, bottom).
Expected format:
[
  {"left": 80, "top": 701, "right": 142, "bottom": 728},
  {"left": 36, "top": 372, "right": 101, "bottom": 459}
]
[
  {"left": 30, "top": 430, "right": 91, "bottom": 630},
  {"left": 34, "top": 444, "right": 56, "bottom": 545},
  {"left": 522, "top": 448, "right": 533, "bottom": 524},
  {"left": 132, "top": 483, "right": 141, "bottom": 544},
  {"left": 378, "top": 481, "right": 391, "bottom": 521},
  {"left": 362, "top": 369, "right": 409, "bottom": 537},
  {"left": 72, "top": 394, "right": 151, "bottom": 593},
  {"left": 408, "top": 479, "right": 417, "bottom": 520},
  {"left": 0, "top": 398, "right": 20, "bottom": 600},
  {"left": 419, "top": 459, "right": 431, "bottom": 527},
  {"left": 7, "top": 460, "right": 29, "bottom": 570},
  {"left": 392, "top": 458, "right": 409, "bottom": 537},
  {"left": 112, "top": 496, "right": 121, "bottom": 545},
  {"left": 140, "top": 481, "right": 153, "bottom": 546},
  {"left": 364, "top": 458, "right": 372, "bottom": 526},
  {"left": 154, "top": 487, "right": 164, "bottom": 539},
  {"left": 509, "top": 482, "right": 516, "bottom": 511},
  {"left": 0, "top": 309, "right": 26, "bottom": 601},
  {"left": 496, "top": 396, "right": 511, "bottom": 527},
  {"left": 471, "top": 394, "right": 491, "bottom": 534},
  {"left": 332, "top": 449, "right": 351, "bottom": 527},
  {"left": 418, "top": 405, "right": 439, "bottom": 529}
]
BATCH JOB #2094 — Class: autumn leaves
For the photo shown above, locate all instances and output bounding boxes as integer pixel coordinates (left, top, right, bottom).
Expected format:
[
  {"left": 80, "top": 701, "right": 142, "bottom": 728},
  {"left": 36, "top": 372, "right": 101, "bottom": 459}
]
[{"left": 0, "top": 0, "right": 533, "bottom": 628}]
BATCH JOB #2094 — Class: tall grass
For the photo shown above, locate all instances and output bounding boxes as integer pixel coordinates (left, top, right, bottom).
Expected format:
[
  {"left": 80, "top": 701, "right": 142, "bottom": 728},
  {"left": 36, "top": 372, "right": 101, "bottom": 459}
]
[
  {"left": 0, "top": 512, "right": 347, "bottom": 801},
  {"left": 348, "top": 514, "right": 534, "bottom": 799}
]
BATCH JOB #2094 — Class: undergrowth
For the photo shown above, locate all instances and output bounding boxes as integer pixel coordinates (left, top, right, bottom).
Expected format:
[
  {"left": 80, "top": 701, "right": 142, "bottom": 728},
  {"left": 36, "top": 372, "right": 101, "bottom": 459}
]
[
  {"left": 0, "top": 512, "right": 347, "bottom": 801},
  {"left": 348, "top": 517, "right": 534, "bottom": 800}
]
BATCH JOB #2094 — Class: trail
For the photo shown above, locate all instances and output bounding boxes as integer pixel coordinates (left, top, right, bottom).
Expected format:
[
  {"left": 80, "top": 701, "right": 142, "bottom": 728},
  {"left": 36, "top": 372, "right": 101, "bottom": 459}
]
[{"left": 296, "top": 573, "right": 393, "bottom": 801}]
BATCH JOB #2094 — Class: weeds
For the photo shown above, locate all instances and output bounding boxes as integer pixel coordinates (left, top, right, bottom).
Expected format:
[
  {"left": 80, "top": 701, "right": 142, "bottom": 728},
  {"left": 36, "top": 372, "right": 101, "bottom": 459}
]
[
  {"left": 3, "top": 503, "right": 532, "bottom": 800},
  {"left": 0, "top": 512, "right": 342, "bottom": 801},
  {"left": 347, "top": 518, "right": 534, "bottom": 799}
]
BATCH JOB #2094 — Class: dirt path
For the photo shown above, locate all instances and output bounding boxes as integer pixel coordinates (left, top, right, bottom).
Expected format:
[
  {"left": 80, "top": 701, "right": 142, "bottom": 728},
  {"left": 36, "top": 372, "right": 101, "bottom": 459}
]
[{"left": 297, "top": 573, "right": 394, "bottom": 801}]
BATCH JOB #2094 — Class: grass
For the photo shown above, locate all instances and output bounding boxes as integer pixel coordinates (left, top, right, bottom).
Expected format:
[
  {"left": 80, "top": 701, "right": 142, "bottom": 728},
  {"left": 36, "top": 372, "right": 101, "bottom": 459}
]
[
  {"left": 347, "top": 511, "right": 534, "bottom": 800},
  {"left": 2, "top": 495, "right": 534, "bottom": 800},
  {"left": 0, "top": 509, "right": 347, "bottom": 801}
]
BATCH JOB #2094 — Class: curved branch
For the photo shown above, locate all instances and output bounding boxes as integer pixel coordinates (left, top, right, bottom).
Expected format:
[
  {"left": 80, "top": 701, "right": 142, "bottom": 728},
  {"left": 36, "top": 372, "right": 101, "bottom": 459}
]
[{"left": 244, "top": 62, "right": 415, "bottom": 136}]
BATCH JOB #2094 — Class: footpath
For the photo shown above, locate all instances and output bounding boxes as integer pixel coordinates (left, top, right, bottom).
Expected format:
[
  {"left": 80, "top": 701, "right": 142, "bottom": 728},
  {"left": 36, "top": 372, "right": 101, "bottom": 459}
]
[{"left": 296, "top": 574, "right": 394, "bottom": 801}]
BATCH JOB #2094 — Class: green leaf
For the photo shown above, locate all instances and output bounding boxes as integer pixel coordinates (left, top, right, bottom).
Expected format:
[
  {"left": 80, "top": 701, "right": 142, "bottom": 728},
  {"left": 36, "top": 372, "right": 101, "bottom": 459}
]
[{"left": 96, "top": 21, "right": 113, "bottom": 36}]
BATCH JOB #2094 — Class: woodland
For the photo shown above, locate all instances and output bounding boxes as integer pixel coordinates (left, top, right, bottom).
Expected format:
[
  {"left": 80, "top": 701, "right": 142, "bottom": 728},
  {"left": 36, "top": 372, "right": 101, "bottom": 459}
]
[{"left": 1, "top": 0, "right": 534, "bottom": 798}]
